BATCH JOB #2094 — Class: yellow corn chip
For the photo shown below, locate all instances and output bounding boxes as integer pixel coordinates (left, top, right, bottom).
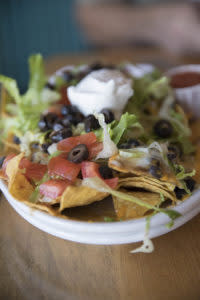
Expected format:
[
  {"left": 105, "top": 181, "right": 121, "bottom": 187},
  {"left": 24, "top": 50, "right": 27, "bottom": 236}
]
[
  {"left": 118, "top": 177, "right": 176, "bottom": 202},
  {"left": 60, "top": 184, "right": 108, "bottom": 212},
  {"left": 113, "top": 189, "right": 162, "bottom": 220},
  {"left": 6, "top": 153, "right": 24, "bottom": 179},
  {"left": 109, "top": 154, "right": 178, "bottom": 186},
  {"left": 8, "top": 171, "right": 34, "bottom": 202}
]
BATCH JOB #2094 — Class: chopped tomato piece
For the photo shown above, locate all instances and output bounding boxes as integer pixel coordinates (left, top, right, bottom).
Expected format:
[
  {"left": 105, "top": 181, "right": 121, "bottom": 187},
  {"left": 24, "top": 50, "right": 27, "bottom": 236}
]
[
  {"left": 88, "top": 142, "right": 103, "bottom": 159},
  {"left": 57, "top": 132, "right": 97, "bottom": 152},
  {"left": 19, "top": 158, "right": 32, "bottom": 169},
  {"left": 39, "top": 179, "right": 70, "bottom": 198},
  {"left": 25, "top": 164, "right": 47, "bottom": 182},
  {"left": 47, "top": 104, "right": 62, "bottom": 117},
  {"left": 81, "top": 161, "right": 100, "bottom": 178},
  {"left": 48, "top": 156, "right": 81, "bottom": 181},
  {"left": 59, "top": 86, "right": 70, "bottom": 105},
  {"left": 104, "top": 177, "right": 118, "bottom": 189},
  {"left": 19, "top": 158, "right": 47, "bottom": 182},
  {"left": 2, "top": 153, "right": 16, "bottom": 175},
  {"left": 81, "top": 161, "right": 118, "bottom": 189}
]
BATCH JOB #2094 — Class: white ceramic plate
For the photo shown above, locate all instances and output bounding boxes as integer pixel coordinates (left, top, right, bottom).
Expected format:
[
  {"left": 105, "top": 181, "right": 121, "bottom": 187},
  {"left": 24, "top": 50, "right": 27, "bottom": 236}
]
[{"left": 1, "top": 180, "right": 200, "bottom": 245}]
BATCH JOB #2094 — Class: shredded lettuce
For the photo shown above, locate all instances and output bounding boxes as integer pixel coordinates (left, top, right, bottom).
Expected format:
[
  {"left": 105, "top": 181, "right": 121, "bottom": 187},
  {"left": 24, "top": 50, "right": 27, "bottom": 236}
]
[
  {"left": 130, "top": 216, "right": 154, "bottom": 254},
  {"left": 0, "top": 54, "right": 60, "bottom": 139},
  {"left": 93, "top": 112, "right": 142, "bottom": 145},
  {"left": 175, "top": 165, "right": 196, "bottom": 180},
  {"left": 94, "top": 113, "right": 118, "bottom": 159},
  {"left": 125, "top": 75, "right": 169, "bottom": 115},
  {"left": 110, "top": 112, "right": 142, "bottom": 145},
  {"left": 29, "top": 173, "right": 49, "bottom": 203}
]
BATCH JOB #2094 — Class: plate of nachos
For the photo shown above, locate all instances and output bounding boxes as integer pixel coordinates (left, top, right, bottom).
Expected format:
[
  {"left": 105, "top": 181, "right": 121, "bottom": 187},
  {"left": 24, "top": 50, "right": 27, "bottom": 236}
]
[{"left": 0, "top": 55, "right": 199, "bottom": 250}]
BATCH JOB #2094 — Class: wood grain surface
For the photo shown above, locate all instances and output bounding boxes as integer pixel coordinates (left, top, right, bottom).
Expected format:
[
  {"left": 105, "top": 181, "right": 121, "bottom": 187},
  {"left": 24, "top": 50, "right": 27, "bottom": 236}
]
[
  {"left": 1, "top": 194, "right": 200, "bottom": 300},
  {"left": 1, "top": 49, "right": 200, "bottom": 300}
]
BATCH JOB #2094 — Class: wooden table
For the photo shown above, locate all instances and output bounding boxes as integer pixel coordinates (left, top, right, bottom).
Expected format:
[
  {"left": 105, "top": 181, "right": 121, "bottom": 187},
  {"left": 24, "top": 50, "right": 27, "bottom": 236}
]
[{"left": 1, "top": 49, "right": 200, "bottom": 300}]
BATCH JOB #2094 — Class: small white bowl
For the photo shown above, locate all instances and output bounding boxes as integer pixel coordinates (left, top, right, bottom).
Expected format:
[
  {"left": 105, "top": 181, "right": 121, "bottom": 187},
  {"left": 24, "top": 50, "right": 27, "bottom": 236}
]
[
  {"left": 0, "top": 180, "right": 200, "bottom": 245},
  {"left": 167, "top": 65, "right": 200, "bottom": 119}
]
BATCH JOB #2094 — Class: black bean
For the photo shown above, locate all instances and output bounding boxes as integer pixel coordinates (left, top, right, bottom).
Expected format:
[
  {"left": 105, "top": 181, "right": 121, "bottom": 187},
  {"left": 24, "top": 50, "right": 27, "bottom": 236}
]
[
  {"left": 101, "top": 109, "right": 115, "bottom": 124},
  {"left": 154, "top": 119, "right": 173, "bottom": 138},
  {"left": 149, "top": 165, "right": 162, "bottom": 179},
  {"left": 30, "top": 142, "right": 40, "bottom": 149},
  {"left": 50, "top": 128, "right": 72, "bottom": 143},
  {"left": 119, "top": 139, "right": 140, "bottom": 149},
  {"left": 84, "top": 115, "right": 100, "bottom": 132},
  {"left": 38, "top": 118, "right": 48, "bottom": 132},
  {"left": 45, "top": 82, "right": 55, "bottom": 90},
  {"left": 45, "top": 113, "right": 58, "bottom": 129},
  {"left": 99, "top": 165, "right": 113, "bottom": 179},
  {"left": 184, "top": 178, "right": 196, "bottom": 192},
  {"left": 168, "top": 144, "right": 182, "bottom": 160},
  {"left": 61, "top": 105, "right": 79, "bottom": 116},
  {"left": 62, "top": 117, "right": 72, "bottom": 127},
  {"left": 174, "top": 186, "right": 186, "bottom": 200},
  {"left": 41, "top": 142, "right": 52, "bottom": 153},
  {"left": 0, "top": 156, "right": 6, "bottom": 168},
  {"left": 13, "top": 136, "right": 21, "bottom": 144},
  {"left": 53, "top": 122, "right": 64, "bottom": 132},
  {"left": 63, "top": 114, "right": 77, "bottom": 125},
  {"left": 62, "top": 71, "right": 74, "bottom": 83},
  {"left": 67, "top": 144, "right": 89, "bottom": 164},
  {"left": 73, "top": 112, "right": 84, "bottom": 125},
  {"left": 150, "top": 158, "right": 161, "bottom": 167}
]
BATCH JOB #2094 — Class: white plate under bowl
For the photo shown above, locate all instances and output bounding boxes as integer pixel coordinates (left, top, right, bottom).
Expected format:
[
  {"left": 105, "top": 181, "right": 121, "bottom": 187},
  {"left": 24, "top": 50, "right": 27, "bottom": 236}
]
[{"left": 0, "top": 180, "right": 200, "bottom": 245}]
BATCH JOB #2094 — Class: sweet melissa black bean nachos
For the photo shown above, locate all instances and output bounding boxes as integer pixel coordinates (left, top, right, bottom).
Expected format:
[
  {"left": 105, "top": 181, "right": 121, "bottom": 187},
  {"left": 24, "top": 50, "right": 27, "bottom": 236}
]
[{"left": 0, "top": 54, "right": 199, "bottom": 229}]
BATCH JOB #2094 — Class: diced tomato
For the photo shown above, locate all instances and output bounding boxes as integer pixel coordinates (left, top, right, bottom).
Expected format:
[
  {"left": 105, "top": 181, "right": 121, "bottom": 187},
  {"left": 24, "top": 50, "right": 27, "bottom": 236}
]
[
  {"left": 57, "top": 132, "right": 97, "bottom": 152},
  {"left": 88, "top": 142, "right": 103, "bottom": 159},
  {"left": 46, "top": 104, "right": 62, "bottom": 117},
  {"left": 2, "top": 153, "right": 16, "bottom": 175},
  {"left": 19, "top": 158, "right": 47, "bottom": 182},
  {"left": 39, "top": 179, "right": 70, "bottom": 198},
  {"left": 19, "top": 158, "right": 32, "bottom": 169},
  {"left": 25, "top": 164, "right": 47, "bottom": 182},
  {"left": 81, "top": 161, "right": 100, "bottom": 178},
  {"left": 81, "top": 161, "right": 118, "bottom": 189},
  {"left": 58, "top": 86, "right": 70, "bottom": 105},
  {"left": 104, "top": 177, "right": 118, "bottom": 189},
  {"left": 48, "top": 156, "right": 81, "bottom": 181}
]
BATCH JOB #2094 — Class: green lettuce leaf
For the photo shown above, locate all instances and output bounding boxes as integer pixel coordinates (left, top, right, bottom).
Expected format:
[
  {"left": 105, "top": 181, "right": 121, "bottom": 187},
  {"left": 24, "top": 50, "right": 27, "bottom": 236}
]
[
  {"left": 126, "top": 74, "right": 170, "bottom": 115},
  {"left": 0, "top": 54, "right": 60, "bottom": 139},
  {"left": 175, "top": 164, "right": 196, "bottom": 180},
  {"left": 110, "top": 112, "right": 142, "bottom": 144},
  {"left": 93, "top": 112, "right": 142, "bottom": 145}
]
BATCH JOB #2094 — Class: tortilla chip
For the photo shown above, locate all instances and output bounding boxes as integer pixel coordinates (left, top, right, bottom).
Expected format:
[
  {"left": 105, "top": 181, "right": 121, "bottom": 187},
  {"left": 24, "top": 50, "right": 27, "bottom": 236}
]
[
  {"left": 23, "top": 201, "right": 60, "bottom": 216},
  {"left": 109, "top": 154, "right": 179, "bottom": 186},
  {"left": 60, "top": 184, "right": 108, "bottom": 212},
  {"left": 113, "top": 189, "right": 162, "bottom": 220},
  {"left": 0, "top": 169, "right": 7, "bottom": 180},
  {"left": 190, "top": 120, "right": 200, "bottom": 144},
  {"left": 194, "top": 145, "right": 200, "bottom": 184},
  {"left": 118, "top": 176, "right": 175, "bottom": 192},
  {"left": 8, "top": 171, "right": 34, "bottom": 202},
  {"left": 118, "top": 177, "right": 176, "bottom": 203},
  {"left": 6, "top": 153, "right": 24, "bottom": 179}
]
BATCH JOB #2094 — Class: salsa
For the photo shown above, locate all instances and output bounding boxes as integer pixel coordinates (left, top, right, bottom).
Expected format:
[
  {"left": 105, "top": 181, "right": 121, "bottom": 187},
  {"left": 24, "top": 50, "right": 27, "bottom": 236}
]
[{"left": 170, "top": 72, "right": 200, "bottom": 88}]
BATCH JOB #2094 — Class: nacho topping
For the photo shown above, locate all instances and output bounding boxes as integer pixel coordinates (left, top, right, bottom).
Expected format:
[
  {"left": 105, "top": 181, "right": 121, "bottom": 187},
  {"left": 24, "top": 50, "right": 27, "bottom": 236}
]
[{"left": 0, "top": 55, "right": 198, "bottom": 223}]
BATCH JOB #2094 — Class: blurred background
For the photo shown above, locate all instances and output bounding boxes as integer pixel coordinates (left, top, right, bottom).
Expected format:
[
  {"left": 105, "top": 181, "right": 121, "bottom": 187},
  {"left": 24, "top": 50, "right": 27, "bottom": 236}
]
[{"left": 0, "top": 0, "right": 200, "bottom": 90}]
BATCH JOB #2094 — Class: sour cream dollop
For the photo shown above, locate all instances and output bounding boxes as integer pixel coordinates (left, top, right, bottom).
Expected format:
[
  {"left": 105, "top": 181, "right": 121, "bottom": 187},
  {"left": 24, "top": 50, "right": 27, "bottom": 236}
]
[{"left": 67, "top": 69, "right": 133, "bottom": 119}]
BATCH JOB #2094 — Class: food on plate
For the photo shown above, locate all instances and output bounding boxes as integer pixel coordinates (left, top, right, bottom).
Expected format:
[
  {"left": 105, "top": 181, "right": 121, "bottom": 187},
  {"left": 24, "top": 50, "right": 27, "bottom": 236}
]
[{"left": 0, "top": 54, "right": 199, "bottom": 223}]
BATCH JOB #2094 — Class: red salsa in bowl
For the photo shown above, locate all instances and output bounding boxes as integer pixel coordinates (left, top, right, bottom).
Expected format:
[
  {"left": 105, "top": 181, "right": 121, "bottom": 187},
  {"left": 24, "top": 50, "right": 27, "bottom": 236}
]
[{"left": 170, "top": 72, "right": 200, "bottom": 89}]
